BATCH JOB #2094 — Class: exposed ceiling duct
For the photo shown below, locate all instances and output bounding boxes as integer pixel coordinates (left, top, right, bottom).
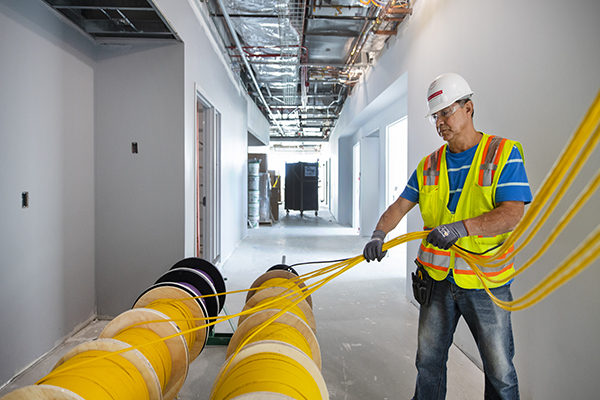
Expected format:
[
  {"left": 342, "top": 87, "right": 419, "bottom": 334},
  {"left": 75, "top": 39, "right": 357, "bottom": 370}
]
[
  {"left": 40, "top": 0, "right": 412, "bottom": 142},
  {"left": 206, "top": 0, "right": 412, "bottom": 141}
]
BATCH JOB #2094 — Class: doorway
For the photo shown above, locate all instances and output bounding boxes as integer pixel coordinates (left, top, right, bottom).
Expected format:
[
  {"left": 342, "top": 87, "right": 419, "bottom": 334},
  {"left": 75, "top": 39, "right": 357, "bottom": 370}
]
[
  {"left": 196, "top": 90, "right": 221, "bottom": 264},
  {"left": 352, "top": 143, "right": 360, "bottom": 234},
  {"left": 386, "top": 116, "right": 408, "bottom": 272}
]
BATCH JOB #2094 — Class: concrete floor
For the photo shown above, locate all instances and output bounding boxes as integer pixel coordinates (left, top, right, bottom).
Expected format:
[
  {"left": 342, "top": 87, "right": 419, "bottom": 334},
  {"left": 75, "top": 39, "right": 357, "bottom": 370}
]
[{"left": 0, "top": 206, "right": 484, "bottom": 399}]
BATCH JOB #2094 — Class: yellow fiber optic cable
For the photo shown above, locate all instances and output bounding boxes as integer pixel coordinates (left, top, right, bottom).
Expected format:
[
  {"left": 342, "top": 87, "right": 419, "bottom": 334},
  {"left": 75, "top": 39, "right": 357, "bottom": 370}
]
[
  {"left": 241, "top": 322, "right": 313, "bottom": 359},
  {"left": 37, "top": 350, "right": 150, "bottom": 400},
  {"left": 212, "top": 352, "right": 322, "bottom": 400},
  {"left": 113, "top": 328, "right": 172, "bottom": 391},
  {"left": 146, "top": 299, "right": 196, "bottom": 350},
  {"left": 475, "top": 90, "right": 600, "bottom": 264}
]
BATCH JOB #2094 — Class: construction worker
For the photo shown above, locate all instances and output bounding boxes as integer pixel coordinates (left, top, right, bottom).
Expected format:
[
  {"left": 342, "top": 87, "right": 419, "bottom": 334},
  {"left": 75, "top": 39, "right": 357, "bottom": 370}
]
[{"left": 363, "top": 73, "right": 532, "bottom": 400}]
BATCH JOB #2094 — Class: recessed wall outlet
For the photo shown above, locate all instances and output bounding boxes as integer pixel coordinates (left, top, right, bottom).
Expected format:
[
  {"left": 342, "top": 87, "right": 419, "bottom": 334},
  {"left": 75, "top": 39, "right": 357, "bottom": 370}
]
[
  {"left": 132, "top": 142, "right": 138, "bottom": 154},
  {"left": 22, "top": 192, "right": 29, "bottom": 208}
]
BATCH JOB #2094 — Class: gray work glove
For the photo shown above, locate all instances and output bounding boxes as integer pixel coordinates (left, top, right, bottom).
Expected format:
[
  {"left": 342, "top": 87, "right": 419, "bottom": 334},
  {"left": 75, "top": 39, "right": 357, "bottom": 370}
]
[
  {"left": 363, "top": 230, "right": 387, "bottom": 262},
  {"left": 426, "top": 221, "right": 468, "bottom": 250}
]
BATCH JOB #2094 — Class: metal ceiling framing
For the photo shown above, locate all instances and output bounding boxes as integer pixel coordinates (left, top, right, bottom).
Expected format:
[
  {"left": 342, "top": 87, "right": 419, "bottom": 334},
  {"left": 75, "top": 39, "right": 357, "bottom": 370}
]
[
  {"left": 207, "top": 0, "right": 413, "bottom": 141},
  {"left": 39, "top": 0, "right": 412, "bottom": 142},
  {"left": 40, "top": 0, "right": 180, "bottom": 41}
]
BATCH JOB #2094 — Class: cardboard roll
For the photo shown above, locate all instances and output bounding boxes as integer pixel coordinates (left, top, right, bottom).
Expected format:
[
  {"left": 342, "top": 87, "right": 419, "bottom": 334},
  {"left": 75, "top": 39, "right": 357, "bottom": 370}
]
[
  {"left": 51, "top": 338, "right": 162, "bottom": 400},
  {"left": 99, "top": 308, "right": 189, "bottom": 400},
  {"left": 170, "top": 257, "right": 226, "bottom": 313},
  {"left": 133, "top": 283, "right": 210, "bottom": 362},
  {"left": 0, "top": 385, "right": 85, "bottom": 400},
  {"left": 210, "top": 341, "right": 328, "bottom": 400},
  {"left": 155, "top": 267, "right": 219, "bottom": 319},
  {"left": 245, "top": 270, "right": 313, "bottom": 309},
  {"left": 227, "top": 309, "right": 321, "bottom": 370}
]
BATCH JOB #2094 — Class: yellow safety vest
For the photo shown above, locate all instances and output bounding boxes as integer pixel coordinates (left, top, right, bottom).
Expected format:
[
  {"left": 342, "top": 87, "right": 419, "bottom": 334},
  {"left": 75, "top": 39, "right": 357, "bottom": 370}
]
[{"left": 416, "top": 132, "right": 524, "bottom": 289}]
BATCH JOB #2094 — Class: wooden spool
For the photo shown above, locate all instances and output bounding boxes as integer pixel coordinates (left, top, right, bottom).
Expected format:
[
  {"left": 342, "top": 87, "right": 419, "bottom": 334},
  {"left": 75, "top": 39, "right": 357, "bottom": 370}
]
[
  {"left": 54, "top": 338, "right": 162, "bottom": 400},
  {"left": 133, "top": 283, "right": 209, "bottom": 362},
  {"left": 2, "top": 338, "right": 163, "bottom": 400},
  {"left": 155, "top": 267, "right": 220, "bottom": 319},
  {"left": 0, "top": 385, "right": 85, "bottom": 400},
  {"left": 230, "top": 394, "right": 295, "bottom": 399},
  {"left": 210, "top": 341, "right": 328, "bottom": 400},
  {"left": 238, "top": 287, "right": 317, "bottom": 334},
  {"left": 227, "top": 309, "right": 321, "bottom": 370},
  {"left": 99, "top": 308, "right": 189, "bottom": 400},
  {"left": 245, "top": 270, "right": 313, "bottom": 309}
]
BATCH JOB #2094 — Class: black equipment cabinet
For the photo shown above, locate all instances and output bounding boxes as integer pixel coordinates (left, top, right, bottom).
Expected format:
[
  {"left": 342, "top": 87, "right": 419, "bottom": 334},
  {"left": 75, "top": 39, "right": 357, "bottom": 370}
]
[{"left": 285, "top": 162, "right": 319, "bottom": 216}]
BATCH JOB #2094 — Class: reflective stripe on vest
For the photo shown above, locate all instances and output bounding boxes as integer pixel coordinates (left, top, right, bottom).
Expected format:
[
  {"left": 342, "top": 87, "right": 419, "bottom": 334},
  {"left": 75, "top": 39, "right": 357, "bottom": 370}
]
[
  {"left": 454, "top": 245, "right": 515, "bottom": 275},
  {"left": 423, "top": 146, "right": 443, "bottom": 186},
  {"left": 479, "top": 136, "right": 508, "bottom": 186},
  {"left": 417, "top": 242, "right": 451, "bottom": 272},
  {"left": 416, "top": 133, "right": 521, "bottom": 289}
]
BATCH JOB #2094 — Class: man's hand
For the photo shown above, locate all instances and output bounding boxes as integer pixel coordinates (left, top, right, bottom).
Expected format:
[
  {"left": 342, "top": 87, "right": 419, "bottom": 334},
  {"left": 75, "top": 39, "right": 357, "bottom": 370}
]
[
  {"left": 427, "top": 221, "right": 469, "bottom": 250},
  {"left": 363, "top": 230, "right": 388, "bottom": 262}
]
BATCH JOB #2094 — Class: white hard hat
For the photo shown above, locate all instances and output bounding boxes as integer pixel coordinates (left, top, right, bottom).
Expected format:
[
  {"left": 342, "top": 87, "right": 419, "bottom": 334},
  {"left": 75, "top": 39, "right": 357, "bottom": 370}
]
[{"left": 425, "top": 73, "right": 473, "bottom": 118}]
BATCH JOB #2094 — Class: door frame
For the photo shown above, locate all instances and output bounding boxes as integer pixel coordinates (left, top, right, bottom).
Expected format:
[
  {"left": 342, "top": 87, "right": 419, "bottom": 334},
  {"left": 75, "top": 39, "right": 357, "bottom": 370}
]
[{"left": 196, "top": 88, "right": 221, "bottom": 264}]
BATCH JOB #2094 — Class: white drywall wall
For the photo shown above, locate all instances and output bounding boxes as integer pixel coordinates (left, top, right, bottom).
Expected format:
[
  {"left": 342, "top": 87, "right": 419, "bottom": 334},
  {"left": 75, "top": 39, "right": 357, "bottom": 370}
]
[
  {"left": 0, "top": 0, "right": 96, "bottom": 384},
  {"left": 332, "top": 0, "right": 600, "bottom": 397},
  {"left": 94, "top": 43, "right": 186, "bottom": 316},
  {"left": 154, "top": 0, "right": 250, "bottom": 265}
]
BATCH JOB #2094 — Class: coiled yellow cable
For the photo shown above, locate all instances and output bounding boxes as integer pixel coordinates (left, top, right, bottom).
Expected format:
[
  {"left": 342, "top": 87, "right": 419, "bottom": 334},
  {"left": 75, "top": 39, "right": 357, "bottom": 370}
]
[
  {"left": 212, "top": 352, "right": 322, "bottom": 400},
  {"left": 38, "top": 350, "right": 150, "bottom": 400},
  {"left": 145, "top": 299, "right": 196, "bottom": 351},
  {"left": 113, "top": 328, "right": 171, "bottom": 391}
]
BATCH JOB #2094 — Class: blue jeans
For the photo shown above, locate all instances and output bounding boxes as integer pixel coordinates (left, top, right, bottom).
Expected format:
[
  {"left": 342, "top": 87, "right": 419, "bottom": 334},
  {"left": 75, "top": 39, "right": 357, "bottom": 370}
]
[{"left": 413, "top": 279, "right": 519, "bottom": 400}]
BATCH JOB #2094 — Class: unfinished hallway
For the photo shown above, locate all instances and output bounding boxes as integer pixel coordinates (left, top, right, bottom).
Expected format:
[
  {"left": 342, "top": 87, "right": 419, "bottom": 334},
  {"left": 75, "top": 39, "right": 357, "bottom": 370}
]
[
  {"left": 0, "top": 206, "right": 484, "bottom": 399},
  {"left": 2, "top": 0, "right": 600, "bottom": 398}
]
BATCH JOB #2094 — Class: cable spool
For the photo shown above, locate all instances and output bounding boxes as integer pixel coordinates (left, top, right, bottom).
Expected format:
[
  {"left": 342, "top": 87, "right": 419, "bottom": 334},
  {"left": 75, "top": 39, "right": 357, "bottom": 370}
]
[
  {"left": 0, "top": 385, "right": 85, "bottom": 400},
  {"left": 0, "top": 257, "right": 226, "bottom": 400},
  {"left": 209, "top": 268, "right": 328, "bottom": 400},
  {"left": 99, "top": 308, "right": 189, "bottom": 400},
  {"left": 133, "top": 282, "right": 209, "bottom": 362},
  {"left": 210, "top": 341, "right": 328, "bottom": 400},
  {"left": 238, "top": 287, "right": 317, "bottom": 334},
  {"left": 245, "top": 270, "right": 313, "bottom": 309},
  {"left": 227, "top": 309, "right": 321, "bottom": 370},
  {"left": 170, "top": 257, "right": 227, "bottom": 314},
  {"left": 2, "top": 339, "right": 162, "bottom": 400},
  {"left": 155, "top": 267, "right": 220, "bottom": 319},
  {"left": 225, "top": 395, "right": 295, "bottom": 400},
  {"left": 266, "top": 263, "right": 299, "bottom": 276}
]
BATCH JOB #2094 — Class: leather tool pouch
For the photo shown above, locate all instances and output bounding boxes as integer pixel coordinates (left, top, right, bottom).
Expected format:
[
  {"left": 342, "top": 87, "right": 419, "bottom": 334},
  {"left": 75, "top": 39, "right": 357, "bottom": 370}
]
[{"left": 411, "top": 259, "right": 435, "bottom": 306}]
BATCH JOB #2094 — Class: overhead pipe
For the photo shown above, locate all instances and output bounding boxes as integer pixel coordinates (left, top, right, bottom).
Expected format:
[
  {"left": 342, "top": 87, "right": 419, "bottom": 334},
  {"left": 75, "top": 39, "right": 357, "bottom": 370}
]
[
  {"left": 346, "top": 0, "right": 411, "bottom": 67},
  {"left": 214, "top": 0, "right": 285, "bottom": 136}
]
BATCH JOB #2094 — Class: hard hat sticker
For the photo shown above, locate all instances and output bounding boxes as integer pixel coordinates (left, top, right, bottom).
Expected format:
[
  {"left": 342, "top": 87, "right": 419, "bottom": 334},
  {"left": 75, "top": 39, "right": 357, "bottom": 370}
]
[{"left": 428, "top": 90, "right": 443, "bottom": 102}]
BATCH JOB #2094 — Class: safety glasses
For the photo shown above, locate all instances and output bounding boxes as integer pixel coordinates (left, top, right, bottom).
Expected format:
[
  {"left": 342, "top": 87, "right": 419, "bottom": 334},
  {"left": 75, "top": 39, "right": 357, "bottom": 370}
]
[{"left": 429, "top": 102, "right": 461, "bottom": 125}]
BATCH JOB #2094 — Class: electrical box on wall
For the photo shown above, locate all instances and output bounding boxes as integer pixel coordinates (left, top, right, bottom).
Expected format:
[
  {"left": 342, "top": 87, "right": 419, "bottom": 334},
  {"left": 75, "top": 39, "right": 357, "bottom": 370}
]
[{"left": 22, "top": 192, "right": 29, "bottom": 208}]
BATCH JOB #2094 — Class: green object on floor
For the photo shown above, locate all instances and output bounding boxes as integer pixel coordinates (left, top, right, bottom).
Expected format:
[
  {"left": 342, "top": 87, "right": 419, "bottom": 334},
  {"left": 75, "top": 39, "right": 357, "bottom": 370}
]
[{"left": 207, "top": 329, "right": 232, "bottom": 346}]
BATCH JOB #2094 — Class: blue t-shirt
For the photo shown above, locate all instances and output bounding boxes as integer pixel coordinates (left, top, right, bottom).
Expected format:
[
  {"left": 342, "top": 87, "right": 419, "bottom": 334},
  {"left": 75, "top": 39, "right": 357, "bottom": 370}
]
[{"left": 401, "top": 144, "right": 532, "bottom": 211}]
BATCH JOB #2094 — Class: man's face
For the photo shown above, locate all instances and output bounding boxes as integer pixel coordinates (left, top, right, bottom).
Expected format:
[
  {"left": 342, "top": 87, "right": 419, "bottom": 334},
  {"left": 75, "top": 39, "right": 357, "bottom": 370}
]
[{"left": 433, "top": 101, "right": 472, "bottom": 141}]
